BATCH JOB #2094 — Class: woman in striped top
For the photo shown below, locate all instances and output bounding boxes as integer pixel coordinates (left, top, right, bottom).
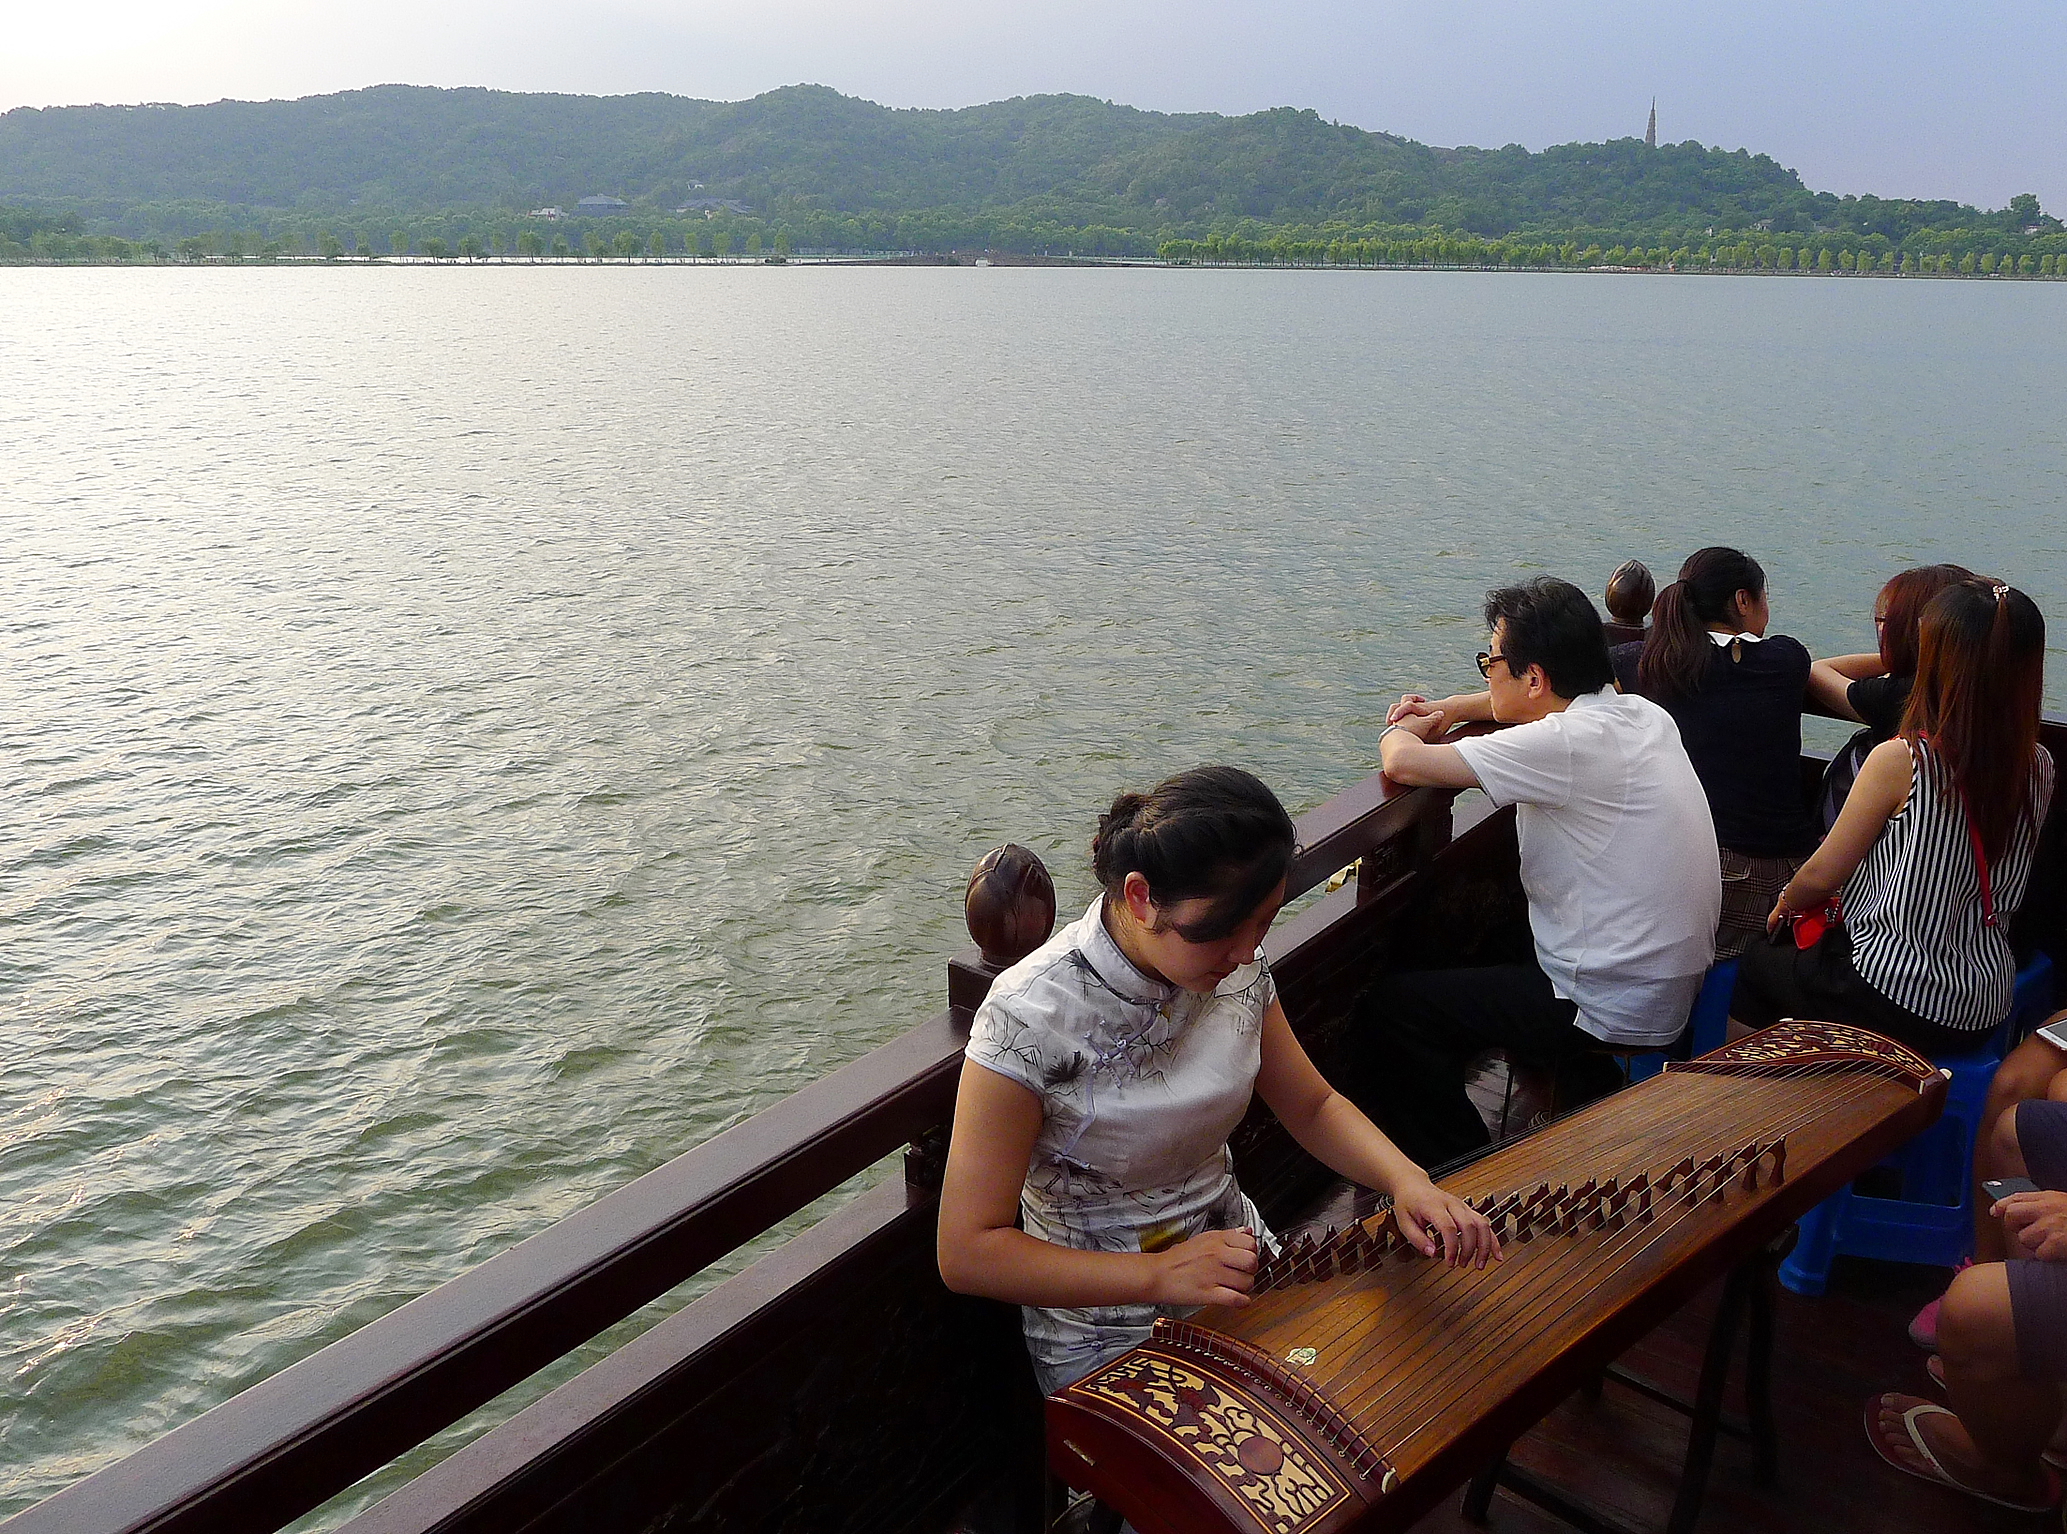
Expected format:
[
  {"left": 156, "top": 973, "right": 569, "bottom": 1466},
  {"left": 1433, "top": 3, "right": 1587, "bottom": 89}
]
[{"left": 1731, "top": 579, "right": 2053, "bottom": 1053}]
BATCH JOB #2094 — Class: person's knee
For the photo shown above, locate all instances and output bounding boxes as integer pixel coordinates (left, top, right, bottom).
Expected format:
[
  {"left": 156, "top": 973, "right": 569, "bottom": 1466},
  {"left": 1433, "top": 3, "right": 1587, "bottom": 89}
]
[
  {"left": 1559, "top": 1049, "right": 1627, "bottom": 1103},
  {"left": 1993, "top": 1106, "right": 2029, "bottom": 1177},
  {"left": 1939, "top": 1264, "right": 2019, "bottom": 1375},
  {"left": 1993, "top": 1037, "right": 2067, "bottom": 1113}
]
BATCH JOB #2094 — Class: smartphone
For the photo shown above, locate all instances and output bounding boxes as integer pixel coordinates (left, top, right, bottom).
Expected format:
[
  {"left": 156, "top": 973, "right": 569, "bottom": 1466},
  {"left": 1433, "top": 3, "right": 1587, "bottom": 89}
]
[
  {"left": 1985, "top": 1176, "right": 2039, "bottom": 1202},
  {"left": 2039, "top": 1018, "right": 2067, "bottom": 1052}
]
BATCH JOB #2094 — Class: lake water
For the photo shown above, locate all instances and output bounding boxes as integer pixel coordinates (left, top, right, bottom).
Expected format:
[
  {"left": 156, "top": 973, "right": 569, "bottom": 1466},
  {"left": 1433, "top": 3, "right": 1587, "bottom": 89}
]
[{"left": 2, "top": 266, "right": 2064, "bottom": 1521}]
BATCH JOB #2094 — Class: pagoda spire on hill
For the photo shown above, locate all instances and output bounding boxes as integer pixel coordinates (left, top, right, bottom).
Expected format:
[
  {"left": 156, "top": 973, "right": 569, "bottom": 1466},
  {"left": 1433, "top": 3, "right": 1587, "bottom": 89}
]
[{"left": 1646, "top": 99, "right": 1656, "bottom": 148}]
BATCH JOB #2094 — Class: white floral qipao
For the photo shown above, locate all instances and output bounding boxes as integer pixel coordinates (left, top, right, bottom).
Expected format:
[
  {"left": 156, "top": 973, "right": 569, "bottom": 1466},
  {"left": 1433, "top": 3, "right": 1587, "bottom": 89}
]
[{"left": 966, "top": 899, "right": 1277, "bottom": 1393}]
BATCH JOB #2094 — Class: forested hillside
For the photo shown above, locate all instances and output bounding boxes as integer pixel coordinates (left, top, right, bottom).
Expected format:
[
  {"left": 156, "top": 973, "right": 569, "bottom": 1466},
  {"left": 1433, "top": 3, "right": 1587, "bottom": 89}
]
[
  {"left": 0, "top": 83, "right": 2055, "bottom": 261},
  {"left": 0, "top": 86, "right": 1210, "bottom": 216}
]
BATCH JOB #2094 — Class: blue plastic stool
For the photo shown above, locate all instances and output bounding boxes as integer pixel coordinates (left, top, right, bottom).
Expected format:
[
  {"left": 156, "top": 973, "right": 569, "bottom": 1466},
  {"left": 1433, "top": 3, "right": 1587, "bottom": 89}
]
[
  {"left": 1777, "top": 1040, "right": 2003, "bottom": 1296},
  {"left": 1776, "top": 950, "right": 2056, "bottom": 1295},
  {"left": 1626, "top": 958, "right": 1740, "bottom": 1084}
]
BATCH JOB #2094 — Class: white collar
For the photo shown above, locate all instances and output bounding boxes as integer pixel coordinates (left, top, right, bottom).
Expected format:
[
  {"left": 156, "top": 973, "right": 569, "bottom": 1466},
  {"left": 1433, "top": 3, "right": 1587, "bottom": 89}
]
[{"left": 1709, "top": 631, "right": 1764, "bottom": 647}]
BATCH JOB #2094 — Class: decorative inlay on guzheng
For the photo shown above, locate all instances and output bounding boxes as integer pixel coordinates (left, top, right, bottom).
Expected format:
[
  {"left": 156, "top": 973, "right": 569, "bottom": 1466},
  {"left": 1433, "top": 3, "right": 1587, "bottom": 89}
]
[{"left": 1047, "top": 1022, "right": 1944, "bottom": 1534}]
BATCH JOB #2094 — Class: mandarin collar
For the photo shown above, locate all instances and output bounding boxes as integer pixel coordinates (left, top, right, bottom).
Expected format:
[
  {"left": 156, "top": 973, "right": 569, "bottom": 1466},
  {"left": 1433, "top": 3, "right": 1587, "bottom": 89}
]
[{"left": 1077, "top": 898, "right": 1177, "bottom": 1007}]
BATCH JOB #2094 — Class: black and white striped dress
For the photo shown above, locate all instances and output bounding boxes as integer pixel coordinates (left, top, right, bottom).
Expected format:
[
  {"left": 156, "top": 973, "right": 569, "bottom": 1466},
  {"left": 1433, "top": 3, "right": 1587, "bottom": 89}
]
[{"left": 1844, "top": 738, "right": 2055, "bottom": 1034}]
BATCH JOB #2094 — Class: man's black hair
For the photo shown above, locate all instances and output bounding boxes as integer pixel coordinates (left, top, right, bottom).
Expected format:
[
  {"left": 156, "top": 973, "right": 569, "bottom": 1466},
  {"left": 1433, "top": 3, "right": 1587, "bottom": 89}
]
[{"left": 1483, "top": 577, "right": 1616, "bottom": 699}]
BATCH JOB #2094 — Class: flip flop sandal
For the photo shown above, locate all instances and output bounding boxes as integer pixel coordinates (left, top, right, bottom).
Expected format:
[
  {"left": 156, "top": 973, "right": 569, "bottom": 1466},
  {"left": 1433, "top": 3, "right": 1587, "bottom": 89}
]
[
  {"left": 1865, "top": 1394, "right": 2062, "bottom": 1513},
  {"left": 1920, "top": 1360, "right": 2067, "bottom": 1469}
]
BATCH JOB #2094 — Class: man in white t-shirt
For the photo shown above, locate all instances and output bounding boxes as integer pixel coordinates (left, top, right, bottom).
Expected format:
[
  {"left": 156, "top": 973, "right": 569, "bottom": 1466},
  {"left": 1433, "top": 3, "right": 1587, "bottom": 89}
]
[{"left": 1346, "top": 576, "right": 1722, "bottom": 1166}]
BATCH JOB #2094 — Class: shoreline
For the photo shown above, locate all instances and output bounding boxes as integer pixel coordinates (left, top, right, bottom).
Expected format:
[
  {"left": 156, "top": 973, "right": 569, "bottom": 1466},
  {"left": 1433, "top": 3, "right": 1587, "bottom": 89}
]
[{"left": 4, "top": 251, "right": 2066, "bottom": 278}]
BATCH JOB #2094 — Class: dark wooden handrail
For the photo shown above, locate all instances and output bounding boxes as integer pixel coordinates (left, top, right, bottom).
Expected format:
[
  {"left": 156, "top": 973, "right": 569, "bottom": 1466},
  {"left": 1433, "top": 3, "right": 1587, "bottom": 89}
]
[
  {"left": 1286, "top": 722, "right": 1496, "bottom": 897},
  {"left": 18, "top": 710, "right": 2062, "bottom": 1534}
]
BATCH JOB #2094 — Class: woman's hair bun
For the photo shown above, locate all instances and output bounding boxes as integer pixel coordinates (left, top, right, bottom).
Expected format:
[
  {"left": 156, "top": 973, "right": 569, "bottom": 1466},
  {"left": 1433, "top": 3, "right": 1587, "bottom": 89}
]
[{"left": 1092, "top": 791, "right": 1149, "bottom": 883}]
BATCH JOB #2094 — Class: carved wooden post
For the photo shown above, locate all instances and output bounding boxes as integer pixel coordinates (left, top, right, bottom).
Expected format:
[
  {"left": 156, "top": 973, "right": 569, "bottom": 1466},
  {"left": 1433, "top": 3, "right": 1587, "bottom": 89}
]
[
  {"left": 910, "top": 845, "right": 1058, "bottom": 1192},
  {"left": 1604, "top": 558, "right": 1656, "bottom": 648},
  {"left": 948, "top": 843, "right": 1057, "bottom": 1016}
]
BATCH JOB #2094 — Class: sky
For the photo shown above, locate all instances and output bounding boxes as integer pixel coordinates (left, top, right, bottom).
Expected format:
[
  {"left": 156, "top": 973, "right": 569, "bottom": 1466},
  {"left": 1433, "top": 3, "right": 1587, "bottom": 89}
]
[{"left": 4, "top": 0, "right": 2062, "bottom": 215}]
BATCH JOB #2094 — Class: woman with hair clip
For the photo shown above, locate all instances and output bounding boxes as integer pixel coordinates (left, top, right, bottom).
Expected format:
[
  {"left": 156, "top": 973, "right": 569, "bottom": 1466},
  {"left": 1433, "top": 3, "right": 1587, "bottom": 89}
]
[
  {"left": 1731, "top": 580, "right": 2054, "bottom": 1054},
  {"left": 937, "top": 765, "right": 1497, "bottom": 1397},
  {"left": 1807, "top": 563, "right": 1978, "bottom": 827},
  {"left": 1612, "top": 547, "right": 1817, "bottom": 957}
]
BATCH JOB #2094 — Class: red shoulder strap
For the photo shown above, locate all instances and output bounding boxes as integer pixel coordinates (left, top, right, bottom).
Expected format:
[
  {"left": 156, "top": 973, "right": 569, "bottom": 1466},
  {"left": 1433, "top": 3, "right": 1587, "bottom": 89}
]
[{"left": 1964, "top": 802, "right": 1997, "bottom": 928}]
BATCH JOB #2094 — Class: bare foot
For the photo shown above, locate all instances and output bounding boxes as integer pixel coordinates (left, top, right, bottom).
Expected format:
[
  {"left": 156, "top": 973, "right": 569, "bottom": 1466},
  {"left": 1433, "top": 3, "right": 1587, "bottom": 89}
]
[{"left": 1874, "top": 1394, "right": 2053, "bottom": 1507}]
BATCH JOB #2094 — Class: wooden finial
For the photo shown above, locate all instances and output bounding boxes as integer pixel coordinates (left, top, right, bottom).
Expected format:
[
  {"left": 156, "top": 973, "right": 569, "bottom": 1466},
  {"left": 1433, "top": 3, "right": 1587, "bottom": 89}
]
[
  {"left": 1606, "top": 560, "right": 1656, "bottom": 626},
  {"left": 963, "top": 844, "right": 1056, "bottom": 966}
]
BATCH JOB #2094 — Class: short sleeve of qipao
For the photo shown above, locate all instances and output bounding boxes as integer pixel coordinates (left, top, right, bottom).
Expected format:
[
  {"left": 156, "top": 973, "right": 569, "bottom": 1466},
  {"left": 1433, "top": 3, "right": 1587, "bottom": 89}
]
[
  {"left": 966, "top": 996, "right": 1066, "bottom": 1102},
  {"left": 1453, "top": 715, "right": 1575, "bottom": 811}
]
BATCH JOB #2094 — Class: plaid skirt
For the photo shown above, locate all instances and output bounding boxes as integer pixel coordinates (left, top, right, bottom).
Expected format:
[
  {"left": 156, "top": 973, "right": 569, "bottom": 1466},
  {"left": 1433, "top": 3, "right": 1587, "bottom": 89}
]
[{"left": 1715, "top": 849, "right": 1805, "bottom": 960}]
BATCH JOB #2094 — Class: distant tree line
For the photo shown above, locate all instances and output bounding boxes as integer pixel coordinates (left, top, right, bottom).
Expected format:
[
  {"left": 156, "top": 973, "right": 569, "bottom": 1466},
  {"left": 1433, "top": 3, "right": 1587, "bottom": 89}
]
[
  {"left": 1151, "top": 230, "right": 2067, "bottom": 275},
  {"left": 10, "top": 197, "right": 2065, "bottom": 277}
]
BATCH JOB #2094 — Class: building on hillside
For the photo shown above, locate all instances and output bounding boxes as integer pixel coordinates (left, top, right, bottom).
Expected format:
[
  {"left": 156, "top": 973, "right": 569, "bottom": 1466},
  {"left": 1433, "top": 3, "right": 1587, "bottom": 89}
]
[
  {"left": 577, "top": 196, "right": 630, "bottom": 215},
  {"left": 529, "top": 207, "right": 563, "bottom": 220},
  {"left": 676, "top": 198, "right": 755, "bottom": 216},
  {"left": 1645, "top": 99, "right": 1656, "bottom": 149}
]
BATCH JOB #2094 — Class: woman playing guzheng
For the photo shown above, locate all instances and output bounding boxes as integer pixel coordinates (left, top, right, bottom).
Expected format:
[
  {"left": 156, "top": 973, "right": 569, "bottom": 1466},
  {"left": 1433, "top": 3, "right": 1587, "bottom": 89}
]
[{"left": 937, "top": 765, "right": 1498, "bottom": 1394}]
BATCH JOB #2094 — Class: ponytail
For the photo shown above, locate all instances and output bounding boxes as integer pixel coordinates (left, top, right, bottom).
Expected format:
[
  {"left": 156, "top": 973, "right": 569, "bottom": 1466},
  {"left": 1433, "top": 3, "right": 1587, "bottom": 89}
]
[
  {"left": 1636, "top": 579, "right": 1710, "bottom": 700},
  {"left": 1091, "top": 766, "right": 1296, "bottom": 943},
  {"left": 1634, "top": 547, "right": 1767, "bottom": 702}
]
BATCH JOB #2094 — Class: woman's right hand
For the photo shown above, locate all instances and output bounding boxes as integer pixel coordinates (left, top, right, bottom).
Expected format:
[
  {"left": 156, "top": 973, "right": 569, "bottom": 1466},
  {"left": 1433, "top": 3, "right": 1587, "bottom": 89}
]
[{"left": 1148, "top": 1228, "right": 1259, "bottom": 1307}]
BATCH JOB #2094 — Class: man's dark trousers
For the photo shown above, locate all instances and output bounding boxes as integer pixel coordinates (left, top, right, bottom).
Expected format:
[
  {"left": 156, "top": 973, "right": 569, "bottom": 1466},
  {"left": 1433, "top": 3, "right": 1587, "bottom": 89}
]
[{"left": 1343, "top": 961, "right": 1630, "bottom": 1169}]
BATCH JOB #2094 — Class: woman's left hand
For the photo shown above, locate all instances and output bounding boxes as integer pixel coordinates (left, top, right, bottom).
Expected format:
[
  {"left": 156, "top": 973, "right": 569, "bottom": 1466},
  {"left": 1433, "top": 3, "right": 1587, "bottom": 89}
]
[
  {"left": 1392, "top": 1178, "right": 1502, "bottom": 1269},
  {"left": 1765, "top": 897, "right": 1791, "bottom": 936}
]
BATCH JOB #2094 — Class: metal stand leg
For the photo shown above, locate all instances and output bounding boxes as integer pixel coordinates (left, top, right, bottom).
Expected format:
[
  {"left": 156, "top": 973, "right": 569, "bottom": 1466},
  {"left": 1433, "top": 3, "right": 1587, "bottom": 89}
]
[
  {"left": 1462, "top": 1450, "right": 1506, "bottom": 1523},
  {"left": 1664, "top": 1263, "right": 1752, "bottom": 1534},
  {"left": 1744, "top": 1262, "right": 1778, "bottom": 1485}
]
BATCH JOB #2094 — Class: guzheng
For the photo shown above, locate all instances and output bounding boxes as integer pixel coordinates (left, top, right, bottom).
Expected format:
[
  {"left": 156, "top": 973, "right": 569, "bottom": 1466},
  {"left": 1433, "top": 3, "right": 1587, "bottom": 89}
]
[{"left": 1047, "top": 1021, "right": 1947, "bottom": 1534}]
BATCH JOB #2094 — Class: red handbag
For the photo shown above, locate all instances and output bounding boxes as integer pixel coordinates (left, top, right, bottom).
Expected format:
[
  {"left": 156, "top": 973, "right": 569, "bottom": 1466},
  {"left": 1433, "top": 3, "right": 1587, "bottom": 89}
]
[{"left": 1790, "top": 899, "right": 1841, "bottom": 950}]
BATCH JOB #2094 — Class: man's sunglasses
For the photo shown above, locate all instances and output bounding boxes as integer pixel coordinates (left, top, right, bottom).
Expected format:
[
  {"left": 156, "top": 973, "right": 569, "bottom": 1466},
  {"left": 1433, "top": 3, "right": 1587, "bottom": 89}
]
[{"left": 1476, "top": 651, "right": 1521, "bottom": 679}]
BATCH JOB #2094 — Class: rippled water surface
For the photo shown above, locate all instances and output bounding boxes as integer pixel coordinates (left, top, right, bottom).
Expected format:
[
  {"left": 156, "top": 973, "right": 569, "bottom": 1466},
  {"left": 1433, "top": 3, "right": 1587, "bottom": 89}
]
[{"left": 2, "top": 266, "right": 2064, "bottom": 1517}]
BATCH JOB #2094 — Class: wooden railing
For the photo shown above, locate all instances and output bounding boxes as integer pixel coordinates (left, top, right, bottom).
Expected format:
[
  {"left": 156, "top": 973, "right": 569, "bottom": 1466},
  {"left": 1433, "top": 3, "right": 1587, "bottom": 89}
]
[
  {"left": 16, "top": 713, "right": 2064, "bottom": 1534},
  {"left": 2, "top": 750, "right": 1472, "bottom": 1534}
]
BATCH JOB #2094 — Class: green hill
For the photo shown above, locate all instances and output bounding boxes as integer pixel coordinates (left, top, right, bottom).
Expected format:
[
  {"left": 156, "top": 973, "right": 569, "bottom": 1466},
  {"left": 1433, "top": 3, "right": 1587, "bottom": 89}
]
[
  {"left": 0, "top": 83, "right": 2052, "bottom": 258},
  {"left": 0, "top": 86, "right": 1206, "bottom": 217}
]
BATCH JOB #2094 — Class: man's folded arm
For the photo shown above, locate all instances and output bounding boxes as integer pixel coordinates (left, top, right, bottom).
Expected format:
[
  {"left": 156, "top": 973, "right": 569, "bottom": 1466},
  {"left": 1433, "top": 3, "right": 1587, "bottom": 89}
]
[{"left": 1380, "top": 730, "right": 1485, "bottom": 790}]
